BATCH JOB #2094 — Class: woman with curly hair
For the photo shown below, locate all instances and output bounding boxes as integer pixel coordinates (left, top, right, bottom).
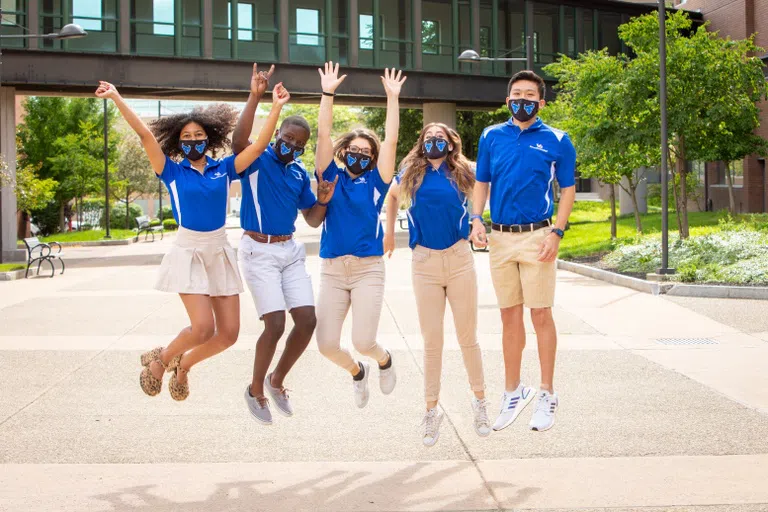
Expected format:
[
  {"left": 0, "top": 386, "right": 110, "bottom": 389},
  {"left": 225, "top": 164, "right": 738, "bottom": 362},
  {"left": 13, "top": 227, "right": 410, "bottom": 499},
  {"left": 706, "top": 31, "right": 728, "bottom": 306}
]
[
  {"left": 313, "top": 62, "right": 406, "bottom": 409},
  {"left": 95, "top": 67, "right": 290, "bottom": 401},
  {"left": 384, "top": 123, "right": 489, "bottom": 447}
]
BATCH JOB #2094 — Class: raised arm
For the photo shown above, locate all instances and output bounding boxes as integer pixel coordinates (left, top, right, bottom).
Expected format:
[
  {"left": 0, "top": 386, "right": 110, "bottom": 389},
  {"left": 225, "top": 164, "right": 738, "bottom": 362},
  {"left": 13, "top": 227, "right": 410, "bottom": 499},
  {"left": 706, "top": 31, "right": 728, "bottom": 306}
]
[
  {"left": 233, "top": 63, "right": 274, "bottom": 154},
  {"left": 377, "top": 68, "right": 407, "bottom": 184},
  {"left": 234, "top": 83, "right": 290, "bottom": 174},
  {"left": 383, "top": 181, "right": 401, "bottom": 257},
  {"left": 316, "top": 61, "right": 347, "bottom": 175},
  {"left": 95, "top": 81, "right": 165, "bottom": 176}
]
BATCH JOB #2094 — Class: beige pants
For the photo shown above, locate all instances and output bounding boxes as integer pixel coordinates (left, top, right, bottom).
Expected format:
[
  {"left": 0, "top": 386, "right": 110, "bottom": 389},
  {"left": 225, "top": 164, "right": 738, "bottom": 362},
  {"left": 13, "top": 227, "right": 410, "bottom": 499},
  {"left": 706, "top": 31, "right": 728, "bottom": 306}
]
[
  {"left": 316, "top": 256, "right": 389, "bottom": 373},
  {"left": 412, "top": 240, "right": 485, "bottom": 403}
]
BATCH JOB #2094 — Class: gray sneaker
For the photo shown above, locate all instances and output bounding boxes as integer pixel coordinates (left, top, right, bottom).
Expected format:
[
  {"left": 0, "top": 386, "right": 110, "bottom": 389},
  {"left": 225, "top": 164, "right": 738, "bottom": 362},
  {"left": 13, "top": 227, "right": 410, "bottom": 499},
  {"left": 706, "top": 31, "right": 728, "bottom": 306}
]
[
  {"left": 265, "top": 373, "right": 293, "bottom": 417},
  {"left": 244, "top": 385, "right": 272, "bottom": 425},
  {"left": 353, "top": 362, "right": 371, "bottom": 408}
]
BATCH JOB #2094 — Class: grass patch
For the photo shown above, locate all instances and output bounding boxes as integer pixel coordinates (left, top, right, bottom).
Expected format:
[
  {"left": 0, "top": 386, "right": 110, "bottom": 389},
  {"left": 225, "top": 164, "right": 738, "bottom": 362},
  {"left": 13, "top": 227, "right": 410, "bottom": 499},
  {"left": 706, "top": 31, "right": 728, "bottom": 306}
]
[
  {"left": 0, "top": 263, "right": 25, "bottom": 272},
  {"left": 35, "top": 229, "right": 136, "bottom": 243}
]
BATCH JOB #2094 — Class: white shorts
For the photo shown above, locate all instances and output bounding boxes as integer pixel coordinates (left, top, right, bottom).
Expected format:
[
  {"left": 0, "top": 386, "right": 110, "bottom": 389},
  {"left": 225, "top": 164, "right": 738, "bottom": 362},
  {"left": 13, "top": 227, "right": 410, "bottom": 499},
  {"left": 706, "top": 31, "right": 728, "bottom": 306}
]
[{"left": 239, "top": 235, "right": 314, "bottom": 318}]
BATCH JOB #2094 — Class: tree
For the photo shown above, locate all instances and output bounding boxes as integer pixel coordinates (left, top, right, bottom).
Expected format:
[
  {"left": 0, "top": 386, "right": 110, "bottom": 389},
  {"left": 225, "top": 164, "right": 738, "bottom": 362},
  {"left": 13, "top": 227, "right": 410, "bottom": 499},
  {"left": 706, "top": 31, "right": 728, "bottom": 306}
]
[
  {"left": 112, "top": 134, "right": 158, "bottom": 228},
  {"left": 18, "top": 97, "right": 118, "bottom": 232},
  {"left": 616, "top": 11, "right": 768, "bottom": 237},
  {"left": 361, "top": 107, "right": 422, "bottom": 165}
]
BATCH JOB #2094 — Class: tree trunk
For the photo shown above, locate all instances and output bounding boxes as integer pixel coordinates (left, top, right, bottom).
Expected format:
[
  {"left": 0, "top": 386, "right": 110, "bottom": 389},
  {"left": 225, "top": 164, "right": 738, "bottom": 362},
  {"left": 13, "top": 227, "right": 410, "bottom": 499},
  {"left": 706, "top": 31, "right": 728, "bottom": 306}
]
[
  {"left": 669, "top": 153, "right": 682, "bottom": 236},
  {"left": 125, "top": 193, "right": 130, "bottom": 230},
  {"left": 609, "top": 183, "right": 617, "bottom": 240},
  {"left": 676, "top": 152, "right": 690, "bottom": 239},
  {"left": 630, "top": 184, "right": 643, "bottom": 234},
  {"left": 59, "top": 202, "right": 66, "bottom": 233},
  {"left": 726, "top": 162, "right": 736, "bottom": 214}
]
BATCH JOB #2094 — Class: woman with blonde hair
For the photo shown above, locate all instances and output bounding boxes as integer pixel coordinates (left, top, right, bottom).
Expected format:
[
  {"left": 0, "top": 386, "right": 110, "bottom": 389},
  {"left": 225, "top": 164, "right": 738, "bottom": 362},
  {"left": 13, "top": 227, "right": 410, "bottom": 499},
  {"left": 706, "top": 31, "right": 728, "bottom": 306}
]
[
  {"left": 384, "top": 123, "right": 489, "bottom": 446},
  {"left": 314, "top": 62, "right": 406, "bottom": 408}
]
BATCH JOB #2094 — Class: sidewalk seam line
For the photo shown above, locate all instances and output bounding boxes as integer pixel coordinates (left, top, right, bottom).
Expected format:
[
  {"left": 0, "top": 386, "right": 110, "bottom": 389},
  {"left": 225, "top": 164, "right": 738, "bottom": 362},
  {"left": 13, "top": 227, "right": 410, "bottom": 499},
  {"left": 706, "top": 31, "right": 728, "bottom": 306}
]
[{"left": 383, "top": 297, "right": 503, "bottom": 512}]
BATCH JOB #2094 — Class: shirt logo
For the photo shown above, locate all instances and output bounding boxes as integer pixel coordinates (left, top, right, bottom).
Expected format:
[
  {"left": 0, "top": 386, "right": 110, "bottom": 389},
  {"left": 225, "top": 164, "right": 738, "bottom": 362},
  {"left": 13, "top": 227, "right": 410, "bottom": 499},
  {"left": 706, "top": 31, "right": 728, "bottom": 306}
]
[
  {"left": 210, "top": 171, "right": 228, "bottom": 180},
  {"left": 291, "top": 169, "right": 304, "bottom": 181},
  {"left": 355, "top": 177, "right": 367, "bottom": 185},
  {"left": 530, "top": 143, "right": 548, "bottom": 153}
]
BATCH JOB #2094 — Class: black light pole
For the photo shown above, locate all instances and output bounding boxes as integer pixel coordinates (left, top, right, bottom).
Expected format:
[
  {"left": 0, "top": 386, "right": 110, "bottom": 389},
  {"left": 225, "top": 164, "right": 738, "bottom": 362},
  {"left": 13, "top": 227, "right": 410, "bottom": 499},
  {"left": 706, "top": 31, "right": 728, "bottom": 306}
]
[
  {"left": 658, "top": 0, "right": 672, "bottom": 274},
  {"left": 157, "top": 100, "right": 162, "bottom": 221},
  {"left": 103, "top": 98, "right": 111, "bottom": 239}
]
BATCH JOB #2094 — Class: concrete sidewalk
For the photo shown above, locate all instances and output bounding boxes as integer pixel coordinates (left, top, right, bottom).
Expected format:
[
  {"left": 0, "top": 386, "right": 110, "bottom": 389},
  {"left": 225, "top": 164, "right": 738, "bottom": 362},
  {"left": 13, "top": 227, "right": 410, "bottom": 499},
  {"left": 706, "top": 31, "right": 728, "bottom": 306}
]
[{"left": 1, "top": 239, "right": 767, "bottom": 511}]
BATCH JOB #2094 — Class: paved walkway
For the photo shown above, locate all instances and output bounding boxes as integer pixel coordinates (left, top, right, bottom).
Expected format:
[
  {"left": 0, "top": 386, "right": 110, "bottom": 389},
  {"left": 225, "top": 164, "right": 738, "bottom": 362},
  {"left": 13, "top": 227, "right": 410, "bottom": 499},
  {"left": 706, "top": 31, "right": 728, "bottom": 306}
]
[{"left": 1, "top": 226, "right": 767, "bottom": 511}]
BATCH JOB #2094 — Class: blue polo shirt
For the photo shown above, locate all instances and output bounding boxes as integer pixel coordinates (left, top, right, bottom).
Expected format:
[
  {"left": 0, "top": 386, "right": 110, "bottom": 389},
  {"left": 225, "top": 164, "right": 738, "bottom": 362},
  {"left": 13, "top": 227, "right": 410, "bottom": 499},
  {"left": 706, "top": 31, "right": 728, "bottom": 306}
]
[
  {"left": 237, "top": 145, "right": 317, "bottom": 236},
  {"left": 318, "top": 160, "right": 391, "bottom": 259},
  {"left": 476, "top": 118, "right": 576, "bottom": 225},
  {"left": 159, "top": 155, "right": 238, "bottom": 232},
  {"left": 396, "top": 163, "right": 469, "bottom": 250}
]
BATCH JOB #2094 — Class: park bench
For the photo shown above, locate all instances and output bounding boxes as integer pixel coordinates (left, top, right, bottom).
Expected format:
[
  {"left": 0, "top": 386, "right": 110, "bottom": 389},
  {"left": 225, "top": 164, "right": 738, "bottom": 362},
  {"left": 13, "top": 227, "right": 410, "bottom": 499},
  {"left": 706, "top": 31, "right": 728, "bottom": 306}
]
[
  {"left": 397, "top": 211, "right": 409, "bottom": 230},
  {"left": 22, "top": 237, "right": 65, "bottom": 278},
  {"left": 134, "top": 215, "right": 164, "bottom": 242}
]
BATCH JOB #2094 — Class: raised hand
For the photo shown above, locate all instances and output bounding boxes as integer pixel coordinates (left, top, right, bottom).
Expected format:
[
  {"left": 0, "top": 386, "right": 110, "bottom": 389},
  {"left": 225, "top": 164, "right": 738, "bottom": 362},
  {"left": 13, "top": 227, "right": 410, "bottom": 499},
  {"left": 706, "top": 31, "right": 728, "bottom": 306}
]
[
  {"left": 318, "top": 61, "right": 347, "bottom": 94},
  {"left": 316, "top": 168, "right": 339, "bottom": 205},
  {"left": 95, "top": 81, "right": 119, "bottom": 100},
  {"left": 272, "top": 83, "right": 291, "bottom": 107},
  {"left": 250, "top": 63, "right": 275, "bottom": 98},
  {"left": 381, "top": 68, "right": 407, "bottom": 97}
]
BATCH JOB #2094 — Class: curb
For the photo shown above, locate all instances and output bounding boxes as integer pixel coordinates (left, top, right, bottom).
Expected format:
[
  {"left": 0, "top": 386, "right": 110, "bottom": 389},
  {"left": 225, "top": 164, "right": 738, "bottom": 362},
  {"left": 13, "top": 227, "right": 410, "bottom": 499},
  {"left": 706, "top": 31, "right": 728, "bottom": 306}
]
[
  {"left": 665, "top": 283, "right": 768, "bottom": 300},
  {"left": 17, "top": 239, "right": 135, "bottom": 248},
  {"left": 0, "top": 268, "right": 40, "bottom": 281},
  {"left": 556, "top": 260, "right": 670, "bottom": 296}
]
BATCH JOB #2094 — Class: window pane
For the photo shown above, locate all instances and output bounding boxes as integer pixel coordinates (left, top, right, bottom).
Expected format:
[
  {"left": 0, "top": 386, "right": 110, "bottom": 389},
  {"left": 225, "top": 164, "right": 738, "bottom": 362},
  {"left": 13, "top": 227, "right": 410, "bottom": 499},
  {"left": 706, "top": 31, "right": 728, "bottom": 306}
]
[
  {"left": 498, "top": 0, "right": 525, "bottom": 76},
  {"left": 239, "top": 3, "right": 254, "bottom": 40},
  {"left": 422, "top": 20, "right": 438, "bottom": 54},
  {"left": 73, "top": 0, "right": 102, "bottom": 31},
  {"left": 598, "top": 11, "right": 621, "bottom": 54},
  {"left": 380, "top": 0, "right": 412, "bottom": 68},
  {"left": 583, "top": 9, "right": 594, "bottom": 51},
  {"left": 154, "top": 0, "right": 174, "bottom": 35},
  {"left": 296, "top": 7, "right": 319, "bottom": 45},
  {"left": 360, "top": 13, "right": 373, "bottom": 49},
  {"left": 532, "top": 1, "right": 559, "bottom": 65}
]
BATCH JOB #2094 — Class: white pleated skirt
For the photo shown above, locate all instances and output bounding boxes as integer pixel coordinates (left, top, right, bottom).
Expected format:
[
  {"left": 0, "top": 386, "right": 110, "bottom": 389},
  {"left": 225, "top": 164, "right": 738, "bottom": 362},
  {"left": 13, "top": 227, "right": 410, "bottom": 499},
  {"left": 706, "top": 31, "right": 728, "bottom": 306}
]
[{"left": 154, "top": 226, "right": 243, "bottom": 296}]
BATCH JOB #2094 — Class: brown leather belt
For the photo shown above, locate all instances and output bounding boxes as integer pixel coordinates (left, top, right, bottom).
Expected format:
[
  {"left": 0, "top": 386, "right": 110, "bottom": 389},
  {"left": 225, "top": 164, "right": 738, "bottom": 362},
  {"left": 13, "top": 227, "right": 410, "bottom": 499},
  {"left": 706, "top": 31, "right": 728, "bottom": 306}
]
[
  {"left": 244, "top": 231, "right": 292, "bottom": 244},
  {"left": 491, "top": 219, "right": 552, "bottom": 233}
]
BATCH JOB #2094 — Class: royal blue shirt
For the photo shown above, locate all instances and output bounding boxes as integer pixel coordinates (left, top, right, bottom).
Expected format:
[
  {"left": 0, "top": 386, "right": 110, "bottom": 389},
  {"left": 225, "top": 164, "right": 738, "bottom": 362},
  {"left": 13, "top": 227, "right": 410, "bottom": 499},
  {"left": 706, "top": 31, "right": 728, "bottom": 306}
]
[
  {"left": 396, "top": 163, "right": 469, "bottom": 250},
  {"left": 159, "top": 155, "right": 238, "bottom": 232},
  {"left": 476, "top": 118, "right": 576, "bottom": 225},
  {"left": 318, "top": 160, "right": 391, "bottom": 258},
  {"left": 237, "top": 145, "right": 317, "bottom": 236}
]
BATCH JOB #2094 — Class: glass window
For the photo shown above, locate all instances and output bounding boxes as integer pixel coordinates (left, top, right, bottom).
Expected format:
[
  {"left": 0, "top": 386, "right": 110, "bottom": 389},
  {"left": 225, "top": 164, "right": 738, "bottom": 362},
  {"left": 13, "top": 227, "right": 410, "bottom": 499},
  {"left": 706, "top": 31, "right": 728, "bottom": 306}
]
[
  {"left": 422, "top": 19, "right": 439, "bottom": 54},
  {"left": 153, "top": 0, "right": 174, "bottom": 35},
  {"left": 296, "top": 8, "right": 319, "bottom": 45},
  {"left": 329, "top": 0, "right": 348, "bottom": 65},
  {"left": 532, "top": 1, "right": 559, "bottom": 70},
  {"left": 564, "top": 6, "right": 575, "bottom": 56},
  {"left": 228, "top": 2, "right": 254, "bottom": 40},
  {"left": 379, "top": 0, "right": 412, "bottom": 69},
  {"left": 497, "top": 0, "right": 525, "bottom": 76},
  {"left": 479, "top": 26, "right": 490, "bottom": 57},
  {"left": 73, "top": 0, "right": 102, "bottom": 31},
  {"left": 360, "top": 13, "right": 373, "bottom": 49},
  {"left": 598, "top": 11, "right": 621, "bottom": 55},
  {"left": 0, "top": 0, "right": 26, "bottom": 48}
]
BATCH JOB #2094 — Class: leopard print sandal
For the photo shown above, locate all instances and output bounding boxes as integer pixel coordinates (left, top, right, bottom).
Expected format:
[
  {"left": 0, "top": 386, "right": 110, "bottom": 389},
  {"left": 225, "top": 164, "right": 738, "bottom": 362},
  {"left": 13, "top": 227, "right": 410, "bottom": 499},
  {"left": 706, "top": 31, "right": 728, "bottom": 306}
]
[
  {"left": 169, "top": 365, "right": 190, "bottom": 401},
  {"left": 139, "top": 348, "right": 168, "bottom": 396}
]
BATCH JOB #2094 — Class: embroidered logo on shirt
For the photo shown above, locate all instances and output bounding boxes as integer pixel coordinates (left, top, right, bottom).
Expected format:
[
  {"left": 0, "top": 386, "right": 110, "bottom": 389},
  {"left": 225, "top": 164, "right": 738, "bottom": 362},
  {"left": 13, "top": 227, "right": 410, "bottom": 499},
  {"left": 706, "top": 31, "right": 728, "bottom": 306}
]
[
  {"left": 210, "top": 171, "right": 228, "bottom": 180},
  {"left": 530, "top": 143, "right": 548, "bottom": 153},
  {"left": 291, "top": 169, "right": 305, "bottom": 181},
  {"left": 355, "top": 177, "right": 367, "bottom": 185}
]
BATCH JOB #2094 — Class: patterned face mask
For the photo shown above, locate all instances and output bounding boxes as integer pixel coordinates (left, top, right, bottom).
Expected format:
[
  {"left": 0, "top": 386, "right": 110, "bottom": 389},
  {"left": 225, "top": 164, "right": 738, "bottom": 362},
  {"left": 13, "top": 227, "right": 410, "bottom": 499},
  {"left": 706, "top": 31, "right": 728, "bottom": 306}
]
[
  {"left": 345, "top": 151, "right": 372, "bottom": 175},
  {"left": 508, "top": 98, "right": 539, "bottom": 122},
  {"left": 275, "top": 138, "right": 305, "bottom": 164},
  {"left": 179, "top": 139, "right": 209, "bottom": 161},
  {"left": 423, "top": 137, "right": 449, "bottom": 159}
]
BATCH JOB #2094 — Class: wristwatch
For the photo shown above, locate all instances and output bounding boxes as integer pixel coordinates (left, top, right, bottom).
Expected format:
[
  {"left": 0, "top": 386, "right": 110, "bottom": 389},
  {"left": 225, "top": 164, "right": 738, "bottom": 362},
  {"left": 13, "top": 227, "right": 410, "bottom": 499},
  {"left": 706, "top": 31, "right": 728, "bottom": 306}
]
[{"left": 551, "top": 228, "right": 565, "bottom": 239}]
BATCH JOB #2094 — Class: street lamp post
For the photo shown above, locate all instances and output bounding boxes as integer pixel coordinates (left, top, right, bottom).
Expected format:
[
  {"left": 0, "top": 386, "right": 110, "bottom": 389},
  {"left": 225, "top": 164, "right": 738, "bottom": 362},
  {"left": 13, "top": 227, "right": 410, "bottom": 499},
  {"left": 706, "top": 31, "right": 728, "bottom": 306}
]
[
  {"left": 458, "top": 35, "right": 534, "bottom": 70},
  {"left": 658, "top": 0, "right": 673, "bottom": 275},
  {"left": 103, "top": 98, "right": 111, "bottom": 239}
]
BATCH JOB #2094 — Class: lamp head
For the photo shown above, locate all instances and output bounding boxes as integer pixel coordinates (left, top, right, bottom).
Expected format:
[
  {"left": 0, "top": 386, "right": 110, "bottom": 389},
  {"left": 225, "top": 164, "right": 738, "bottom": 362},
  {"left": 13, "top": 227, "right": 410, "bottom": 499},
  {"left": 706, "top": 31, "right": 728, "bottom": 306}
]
[
  {"left": 55, "top": 24, "right": 87, "bottom": 39},
  {"left": 457, "top": 49, "right": 481, "bottom": 63}
]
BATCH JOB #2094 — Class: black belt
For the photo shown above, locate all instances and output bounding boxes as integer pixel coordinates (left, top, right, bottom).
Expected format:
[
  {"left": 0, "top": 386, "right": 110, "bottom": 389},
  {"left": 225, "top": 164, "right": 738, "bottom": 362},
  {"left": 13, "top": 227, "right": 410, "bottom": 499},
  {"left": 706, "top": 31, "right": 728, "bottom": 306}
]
[{"left": 491, "top": 219, "right": 552, "bottom": 233}]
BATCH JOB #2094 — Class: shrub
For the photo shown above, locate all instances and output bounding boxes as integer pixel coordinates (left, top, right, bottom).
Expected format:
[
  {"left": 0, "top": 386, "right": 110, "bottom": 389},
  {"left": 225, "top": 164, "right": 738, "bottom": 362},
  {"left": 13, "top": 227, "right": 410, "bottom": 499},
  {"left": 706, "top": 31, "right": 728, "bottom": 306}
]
[
  {"left": 149, "top": 219, "right": 161, "bottom": 227},
  {"left": 106, "top": 203, "right": 143, "bottom": 230},
  {"left": 163, "top": 218, "right": 178, "bottom": 230},
  {"left": 160, "top": 206, "right": 173, "bottom": 221},
  {"left": 30, "top": 201, "right": 62, "bottom": 236}
]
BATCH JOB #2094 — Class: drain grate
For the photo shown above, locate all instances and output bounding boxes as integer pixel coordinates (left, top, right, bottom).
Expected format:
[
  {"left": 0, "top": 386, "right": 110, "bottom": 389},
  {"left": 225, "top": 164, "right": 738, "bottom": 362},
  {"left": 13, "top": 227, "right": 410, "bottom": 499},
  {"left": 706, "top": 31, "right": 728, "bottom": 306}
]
[{"left": 656, "top": 337, "right": 718, "bottom": 346}]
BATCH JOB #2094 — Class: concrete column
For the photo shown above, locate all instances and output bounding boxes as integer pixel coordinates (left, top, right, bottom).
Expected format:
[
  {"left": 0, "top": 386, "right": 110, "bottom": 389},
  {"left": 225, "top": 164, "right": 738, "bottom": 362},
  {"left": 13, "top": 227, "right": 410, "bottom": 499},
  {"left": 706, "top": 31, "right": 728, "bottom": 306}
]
[
  {"left": 119, "top": 0, "right": 130, "bottom": 54},
  {"left": 27, "top": 0, "right": 39, "bottom": 50},
  {"left": 0, "top": 87, "right": 25, "bottom": 263},
  {"left": 203, "top": 0, "right": 213, "bottom": 58},
  {"left": 279, "top": 0, "right": 290, "bottom": 63},
  {"left": 619, "top": 170, "right": 648, "bottom": 216},
  {"left": 349, "top": 0, "right": 359, "bottom": 67},
  {"left": 413, "top": 0, "right": 422, "bottom": 70},
  {"left": 423, "top": 102, "right": 457, "bottom": 130}
]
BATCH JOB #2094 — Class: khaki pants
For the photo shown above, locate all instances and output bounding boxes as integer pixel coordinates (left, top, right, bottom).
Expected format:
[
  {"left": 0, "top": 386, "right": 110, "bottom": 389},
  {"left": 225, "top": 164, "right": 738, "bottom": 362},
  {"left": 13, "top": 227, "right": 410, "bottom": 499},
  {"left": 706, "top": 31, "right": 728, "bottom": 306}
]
[
  {"left": 316, "top": 256, "right": 389, "bottom": 373},
  {"left": 412, "top": 240, "right": 485, "bottom": 403}
]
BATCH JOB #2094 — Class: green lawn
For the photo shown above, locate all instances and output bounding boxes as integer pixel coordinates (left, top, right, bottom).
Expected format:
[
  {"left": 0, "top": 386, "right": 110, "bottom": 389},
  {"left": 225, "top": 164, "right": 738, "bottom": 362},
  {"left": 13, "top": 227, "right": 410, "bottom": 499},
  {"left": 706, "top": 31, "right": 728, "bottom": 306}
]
[
  {"left": 0, "top": 263, "right": 26, "bottom": 272},
  {"left": 36, "top": 229, "right": 136, "bottom": 243}
]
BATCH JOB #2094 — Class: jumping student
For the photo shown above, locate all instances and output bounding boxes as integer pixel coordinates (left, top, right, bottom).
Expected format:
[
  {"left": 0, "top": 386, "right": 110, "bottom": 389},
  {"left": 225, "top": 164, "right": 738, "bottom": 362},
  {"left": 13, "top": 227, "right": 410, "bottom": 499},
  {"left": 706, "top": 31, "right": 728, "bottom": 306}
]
[
  {"left": 232, "top": 65, "right": 338, "bottom": 425},
  {"left": 95, "top": 70, "right": 290, "bottom": 401},
  {"left": 314, "top": 62, "right": 406, "bottom": 408},
  {"left": 470, "top": 70, "right": 576, "bottom": 432},
  {"left": 384, "top": 124, "right": 490, "bottom": 446}
]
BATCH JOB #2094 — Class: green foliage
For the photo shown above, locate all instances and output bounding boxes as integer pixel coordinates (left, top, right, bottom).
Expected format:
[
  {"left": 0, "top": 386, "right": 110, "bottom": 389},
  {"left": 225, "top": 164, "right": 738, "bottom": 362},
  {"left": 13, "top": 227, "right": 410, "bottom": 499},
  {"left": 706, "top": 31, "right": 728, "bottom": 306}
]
[
  {"left": 362, "top": 107, "right": 423, "bottom": 166},
  {"left": 457, "top": 107, "right": 509, "bottom": 160},
  {"left": 150, "top": 219, "right": 161, "bottom": 227},
  {"left": 106, "top": 203, "right": 143, "bottom": 230},
  {"left": 47, "top": 121, "right": 109, "bottom": 204},
  {"left": 30, "top": 202, "right": 64, "bottom": 236},
  {"left": 112, "top": 134, "right": 157, "bottom": 228},
  {"left": 39, "top": 229, "right": 136, "bottom": 242},
  {"left": 160, "top": 206, "right": 174, "bottom": 221},
  {"left": 163, "top": 218, "right": 179, "bottom": 230},
  {"left": 0, "top": 263, "right": 26, "bottom": 272},
  {"left": 14, "top": 163, "right": 57, "bottom": 214}
]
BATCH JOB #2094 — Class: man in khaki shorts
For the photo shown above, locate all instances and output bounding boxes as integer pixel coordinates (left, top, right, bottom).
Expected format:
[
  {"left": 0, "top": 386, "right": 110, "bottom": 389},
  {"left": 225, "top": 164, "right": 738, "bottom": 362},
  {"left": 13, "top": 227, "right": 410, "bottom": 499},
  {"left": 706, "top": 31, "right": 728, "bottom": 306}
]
[{"left": 470, "top": 70, "right": 576, "bottom": 433}]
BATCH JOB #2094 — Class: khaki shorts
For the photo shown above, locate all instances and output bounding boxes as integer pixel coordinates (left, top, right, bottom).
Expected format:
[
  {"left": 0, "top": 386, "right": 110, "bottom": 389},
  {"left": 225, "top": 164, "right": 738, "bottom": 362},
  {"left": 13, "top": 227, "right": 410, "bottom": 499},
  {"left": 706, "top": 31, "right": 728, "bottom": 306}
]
[{"left": 488, "top": 227, "right": 556, "bottom": 309}]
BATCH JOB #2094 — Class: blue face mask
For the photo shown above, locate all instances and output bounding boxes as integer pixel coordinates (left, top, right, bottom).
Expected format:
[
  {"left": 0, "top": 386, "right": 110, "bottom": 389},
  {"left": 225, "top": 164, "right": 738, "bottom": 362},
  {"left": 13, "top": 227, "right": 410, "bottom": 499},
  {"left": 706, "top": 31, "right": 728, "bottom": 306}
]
[
  {"left": 508, "top": 98, "right": 539, "bottom": 122},
  {"left": 345, "top": 151, "right": 372, "bottom": 176},
  {"left": 275, "top": 138, "right": 304, "bottom": 164},
  {"left": 179, "top": 139, "right": 208, "bottom": 161}
]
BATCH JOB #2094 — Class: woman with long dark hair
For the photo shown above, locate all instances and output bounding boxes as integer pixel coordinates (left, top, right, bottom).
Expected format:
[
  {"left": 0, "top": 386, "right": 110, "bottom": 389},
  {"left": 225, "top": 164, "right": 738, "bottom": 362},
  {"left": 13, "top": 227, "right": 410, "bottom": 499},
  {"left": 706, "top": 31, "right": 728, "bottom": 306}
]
[
  {"left": 384, "top": 123, "right": 489, "bottom": 446},
  {"left": 314, "top": 62, "right": 406, "bottom": 408},
  {"left": 95, "top": 69, "right": 290, "bottom": 400}
]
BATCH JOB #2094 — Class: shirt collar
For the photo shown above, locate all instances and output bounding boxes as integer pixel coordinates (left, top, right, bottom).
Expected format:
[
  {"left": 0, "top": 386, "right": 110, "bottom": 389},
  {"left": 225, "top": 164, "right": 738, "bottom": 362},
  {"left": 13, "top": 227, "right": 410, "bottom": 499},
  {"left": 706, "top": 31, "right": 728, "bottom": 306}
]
[
  {"left": 181, "top": 155, "right": 219, "bottom": 172},
  {"left": 506, "top": 117, "right": 543, "bottom": 133},
  {"left": 267, "top": 143, "right": 299, "bottom": 167},
  {"left": 428, "top": 161, "right": 449, "bottom": 173}
]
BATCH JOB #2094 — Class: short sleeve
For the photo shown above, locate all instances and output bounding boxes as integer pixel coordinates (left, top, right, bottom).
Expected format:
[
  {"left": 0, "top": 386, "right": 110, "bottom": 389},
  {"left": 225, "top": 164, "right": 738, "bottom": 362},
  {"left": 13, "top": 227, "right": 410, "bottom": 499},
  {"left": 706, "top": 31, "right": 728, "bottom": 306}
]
[
  {"left": 370, "top": 167, "right": 391, "bottom": 195},
  {"left": 298, "top": 169, "right": 317, "bottom": 210},
  {"left": 158, "top": 156, "right": 179, "bottom": 185},
  {"left": 555, "top": 133, "right": 576, "bottom": 188},
  {"left": 317, "top": 159, "right": 341, "bottom": 183},
  {"left": 394, "top": 169, "right": 405, "bottom": 184},
  {"left": 475, "top": 129, "right": 492, "bottom": 183},
  {"left": 219, "top": 155, "right": 240, "bottom": 181}
]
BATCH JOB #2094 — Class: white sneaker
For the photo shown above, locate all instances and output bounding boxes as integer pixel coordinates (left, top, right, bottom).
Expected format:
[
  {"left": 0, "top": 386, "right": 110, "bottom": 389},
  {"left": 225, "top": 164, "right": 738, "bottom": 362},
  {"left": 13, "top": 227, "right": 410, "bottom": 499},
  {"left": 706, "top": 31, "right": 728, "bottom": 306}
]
[
  {"left": 529, "top": 389, "right": 558, "bottom": 432},
  {"left": 492, "top": 383, "right": 535, "bottom": 431},
  {"left": 379, "top": 350, "right": 396, "bottom": 395},
  {"left": 471, "top": 398, "right": 491, "bottom": 437},
  {"left": 422, "top": 407, "right": 444, "bottom": 447},
  {"left": 353, "top": 362, "right": 371, "bottom": 408}
]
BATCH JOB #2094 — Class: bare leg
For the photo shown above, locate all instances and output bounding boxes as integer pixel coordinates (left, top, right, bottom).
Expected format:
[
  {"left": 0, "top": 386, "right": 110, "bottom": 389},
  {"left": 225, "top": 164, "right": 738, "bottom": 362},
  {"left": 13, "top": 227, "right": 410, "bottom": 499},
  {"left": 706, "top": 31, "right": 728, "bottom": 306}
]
[
  {"left": 250, "top": 311, "right": 286, "bottom": 398},
  {"left": 530, "top": 307, "right": 556, "bottom": 392},
  {"left": 500, "top": 304, "right": 525, "bottom": 392},
  {"left": 270, "top": 306, "right": 316, "bottom": 388}
]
